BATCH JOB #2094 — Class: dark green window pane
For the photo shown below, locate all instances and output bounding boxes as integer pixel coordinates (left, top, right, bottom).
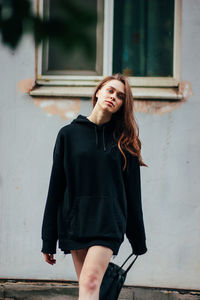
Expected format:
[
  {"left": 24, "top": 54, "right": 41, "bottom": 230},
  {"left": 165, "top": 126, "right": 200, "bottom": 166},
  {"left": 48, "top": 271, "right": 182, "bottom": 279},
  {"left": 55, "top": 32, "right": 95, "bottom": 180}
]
[
  {"left": 113, "top": 0, "right": 174, "bottom": 77},
  {"left": 42, "top": 0, "right": 103, "bottom": 75}
]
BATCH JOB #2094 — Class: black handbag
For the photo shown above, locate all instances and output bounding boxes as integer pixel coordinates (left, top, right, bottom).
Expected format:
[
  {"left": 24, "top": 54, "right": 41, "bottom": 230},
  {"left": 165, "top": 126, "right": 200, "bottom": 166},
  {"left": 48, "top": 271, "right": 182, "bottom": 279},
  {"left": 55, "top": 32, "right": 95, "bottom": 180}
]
[{"left": 99, "top": 253, "right": 138, "bottom": 300}]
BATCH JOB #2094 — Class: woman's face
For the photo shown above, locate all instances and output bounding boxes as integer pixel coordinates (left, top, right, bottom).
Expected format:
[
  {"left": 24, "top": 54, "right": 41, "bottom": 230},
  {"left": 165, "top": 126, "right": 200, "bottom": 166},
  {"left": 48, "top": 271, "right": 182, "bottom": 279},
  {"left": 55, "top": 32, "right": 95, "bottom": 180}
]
[{"left": 96, "top": 79, "right": 125, "bottom": 113}]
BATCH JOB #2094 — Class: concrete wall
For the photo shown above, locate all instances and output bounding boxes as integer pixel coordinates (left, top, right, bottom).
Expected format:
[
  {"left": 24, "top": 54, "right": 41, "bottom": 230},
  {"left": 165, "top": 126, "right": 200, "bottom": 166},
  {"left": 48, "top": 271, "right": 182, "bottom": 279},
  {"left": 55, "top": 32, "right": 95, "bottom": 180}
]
[{"left": 0, "top": 0, "right": 199, "bottom": 290}]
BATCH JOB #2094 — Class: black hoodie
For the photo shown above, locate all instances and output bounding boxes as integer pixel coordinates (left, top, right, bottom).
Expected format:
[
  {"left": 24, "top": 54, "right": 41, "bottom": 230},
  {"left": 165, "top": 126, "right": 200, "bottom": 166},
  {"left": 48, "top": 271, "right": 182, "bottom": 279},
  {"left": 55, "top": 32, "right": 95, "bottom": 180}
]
[{"left": 41, "top": 114, "right": 147, "bottom": 256}]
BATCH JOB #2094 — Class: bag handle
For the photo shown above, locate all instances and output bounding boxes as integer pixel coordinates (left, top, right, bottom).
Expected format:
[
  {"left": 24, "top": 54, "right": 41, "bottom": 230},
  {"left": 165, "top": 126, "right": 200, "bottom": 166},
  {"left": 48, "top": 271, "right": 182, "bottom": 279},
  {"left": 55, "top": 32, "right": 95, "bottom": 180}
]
[{"left": 118, "top": 253, "right": 139, "bottom": 275}]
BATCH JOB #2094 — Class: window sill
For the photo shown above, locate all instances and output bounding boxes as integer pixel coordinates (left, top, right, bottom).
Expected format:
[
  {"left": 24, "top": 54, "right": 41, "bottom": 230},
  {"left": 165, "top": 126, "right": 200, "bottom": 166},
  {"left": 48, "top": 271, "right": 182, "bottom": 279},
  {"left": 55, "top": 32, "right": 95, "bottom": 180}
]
[{"left": 29, "top": 85, "right": 182, "bottom": 100}]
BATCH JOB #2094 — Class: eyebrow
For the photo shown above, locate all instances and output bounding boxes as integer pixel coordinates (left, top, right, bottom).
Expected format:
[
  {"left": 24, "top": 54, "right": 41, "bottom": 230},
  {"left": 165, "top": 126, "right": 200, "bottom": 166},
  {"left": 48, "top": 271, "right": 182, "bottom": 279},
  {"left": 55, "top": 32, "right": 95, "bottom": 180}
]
[{"left": 107, "top": 86, "right": 125, "bottom": 96}]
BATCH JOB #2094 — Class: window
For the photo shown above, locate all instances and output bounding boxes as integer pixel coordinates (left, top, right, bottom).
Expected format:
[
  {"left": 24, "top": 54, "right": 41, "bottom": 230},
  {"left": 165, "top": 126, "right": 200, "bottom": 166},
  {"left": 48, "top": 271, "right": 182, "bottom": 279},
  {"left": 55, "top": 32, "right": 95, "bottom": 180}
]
[{"left": 31, "top": 0, "right": 182, "bottom": 99}]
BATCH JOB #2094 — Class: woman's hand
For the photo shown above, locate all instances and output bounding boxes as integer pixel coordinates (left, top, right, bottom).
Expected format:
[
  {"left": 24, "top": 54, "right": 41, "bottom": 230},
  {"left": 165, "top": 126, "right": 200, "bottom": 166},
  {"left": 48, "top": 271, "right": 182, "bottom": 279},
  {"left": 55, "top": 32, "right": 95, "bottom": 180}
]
[{"left": 43, "top": 253, "right": 56, "bottom": 265}]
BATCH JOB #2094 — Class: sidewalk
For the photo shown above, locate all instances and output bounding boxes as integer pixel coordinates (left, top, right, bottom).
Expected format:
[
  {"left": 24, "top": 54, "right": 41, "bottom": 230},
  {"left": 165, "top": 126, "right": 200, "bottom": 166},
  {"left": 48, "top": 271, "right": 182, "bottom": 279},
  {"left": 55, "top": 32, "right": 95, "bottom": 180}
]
[
  {"left": 0, "top": 280, "right": 133, "bottom": 300},
  {"left": 0, "top": 279, "right": 200, "bottom": 300}
]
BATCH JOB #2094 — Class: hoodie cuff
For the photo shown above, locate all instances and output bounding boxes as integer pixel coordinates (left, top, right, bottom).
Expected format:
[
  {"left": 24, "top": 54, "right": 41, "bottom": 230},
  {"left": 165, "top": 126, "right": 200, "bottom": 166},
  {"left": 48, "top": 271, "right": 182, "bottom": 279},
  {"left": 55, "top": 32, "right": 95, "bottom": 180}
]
[
  {"left": 41, "top": 239, "right": 57, "bottom": 254},
  {"left": 129, "top": 239, "right": 147, "bottom": 255}
]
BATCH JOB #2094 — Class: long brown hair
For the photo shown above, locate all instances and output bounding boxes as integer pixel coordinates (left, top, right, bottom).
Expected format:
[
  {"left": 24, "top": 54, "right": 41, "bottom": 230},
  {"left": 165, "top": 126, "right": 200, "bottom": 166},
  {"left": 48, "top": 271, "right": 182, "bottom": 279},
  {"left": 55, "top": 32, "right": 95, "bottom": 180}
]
[{"left": 91, "top": 73, "right": 148, "bottom": 171}]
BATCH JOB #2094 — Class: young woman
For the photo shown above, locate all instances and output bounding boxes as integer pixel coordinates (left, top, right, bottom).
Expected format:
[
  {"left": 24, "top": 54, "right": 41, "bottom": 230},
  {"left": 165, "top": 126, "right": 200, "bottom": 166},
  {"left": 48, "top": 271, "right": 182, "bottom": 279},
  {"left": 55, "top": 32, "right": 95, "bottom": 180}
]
[{"left": 41, "top": 73, "right": 148, "bottom": 300}]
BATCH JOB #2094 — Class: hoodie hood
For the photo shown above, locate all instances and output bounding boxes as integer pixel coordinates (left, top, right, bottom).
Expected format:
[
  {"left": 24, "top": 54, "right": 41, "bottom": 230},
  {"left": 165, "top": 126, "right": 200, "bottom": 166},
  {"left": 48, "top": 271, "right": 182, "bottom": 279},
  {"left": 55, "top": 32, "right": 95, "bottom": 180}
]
[{"left": 71, "top": 114, "right": 116, "bottom": 151}]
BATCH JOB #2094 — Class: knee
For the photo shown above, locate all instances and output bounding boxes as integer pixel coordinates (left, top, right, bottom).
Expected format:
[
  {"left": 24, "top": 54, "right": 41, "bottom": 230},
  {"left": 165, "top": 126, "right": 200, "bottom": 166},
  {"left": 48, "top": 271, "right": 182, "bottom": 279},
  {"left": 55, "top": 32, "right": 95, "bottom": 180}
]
[{"left": 79, "top": 271, "right": 100, "bottom": 292}]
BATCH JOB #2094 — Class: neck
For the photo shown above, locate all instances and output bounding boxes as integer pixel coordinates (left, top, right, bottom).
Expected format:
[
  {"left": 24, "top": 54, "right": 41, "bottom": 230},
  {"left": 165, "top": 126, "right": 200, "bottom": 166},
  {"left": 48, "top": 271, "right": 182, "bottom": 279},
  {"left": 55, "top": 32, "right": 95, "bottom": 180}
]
[{"left": 87, "top": 109, "right": 112, "bottom": 126}]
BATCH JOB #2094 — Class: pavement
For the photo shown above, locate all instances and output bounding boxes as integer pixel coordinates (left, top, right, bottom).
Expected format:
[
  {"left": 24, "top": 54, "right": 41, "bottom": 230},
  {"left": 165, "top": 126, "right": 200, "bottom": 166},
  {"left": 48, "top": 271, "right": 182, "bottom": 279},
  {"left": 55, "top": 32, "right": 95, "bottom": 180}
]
[
  {"left": 0, "top": 280, "right": 132, "bottom": 300},
  {"left": 0, "top": 279, "right": 200, "bottom": 300}
]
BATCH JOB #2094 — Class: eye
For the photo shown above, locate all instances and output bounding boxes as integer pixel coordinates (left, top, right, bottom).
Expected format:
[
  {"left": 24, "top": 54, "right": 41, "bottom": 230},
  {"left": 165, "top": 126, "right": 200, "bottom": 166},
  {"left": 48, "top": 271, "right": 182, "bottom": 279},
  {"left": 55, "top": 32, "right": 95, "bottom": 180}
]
[
  {"left": 108, "top": 88, "right": 113, "bottom": 93},
  {"left": 118, "top": 94, "right": 125, "bottom": 100}
]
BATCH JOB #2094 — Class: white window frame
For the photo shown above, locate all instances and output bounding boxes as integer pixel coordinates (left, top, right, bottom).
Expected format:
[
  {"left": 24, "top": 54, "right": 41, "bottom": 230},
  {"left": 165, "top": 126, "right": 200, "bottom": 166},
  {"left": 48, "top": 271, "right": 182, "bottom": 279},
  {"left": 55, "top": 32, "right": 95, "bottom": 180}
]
[{"left": 31, "top": 0, "right": 182, "bottom": 99}]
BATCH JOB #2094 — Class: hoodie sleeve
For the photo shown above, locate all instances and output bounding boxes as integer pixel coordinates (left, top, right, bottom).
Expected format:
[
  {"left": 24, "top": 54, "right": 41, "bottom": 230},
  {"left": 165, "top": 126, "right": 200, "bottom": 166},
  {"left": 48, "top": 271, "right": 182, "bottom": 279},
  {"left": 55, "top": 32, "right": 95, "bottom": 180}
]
[
  {"left": 41, "top": 129, "right": 66, "bottom": 254},
  {"left": 124, "top": 151, "right": 147, "bottom": 255}
]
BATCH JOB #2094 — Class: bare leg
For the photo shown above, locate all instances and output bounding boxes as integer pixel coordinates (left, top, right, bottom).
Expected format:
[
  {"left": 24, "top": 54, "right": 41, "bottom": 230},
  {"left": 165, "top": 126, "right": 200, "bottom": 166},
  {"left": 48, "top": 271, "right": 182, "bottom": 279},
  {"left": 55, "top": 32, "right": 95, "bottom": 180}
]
[
  {"left": 78, "top": 245, "right": 113, "bottom": 300},
  {"left": 70, "top": 248, "right": 89, "bottom": 280}
]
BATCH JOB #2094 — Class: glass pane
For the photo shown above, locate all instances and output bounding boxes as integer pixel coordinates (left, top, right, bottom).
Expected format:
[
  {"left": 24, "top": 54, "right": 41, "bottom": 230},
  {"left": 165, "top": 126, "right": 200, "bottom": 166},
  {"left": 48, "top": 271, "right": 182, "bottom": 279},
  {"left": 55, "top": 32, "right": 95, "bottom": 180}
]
[
  {"left": 113, "top": 0, "right": 174, "bottom": 77},
  {"left": 42, "top": 0, "right": 103, "bottom": 75}
]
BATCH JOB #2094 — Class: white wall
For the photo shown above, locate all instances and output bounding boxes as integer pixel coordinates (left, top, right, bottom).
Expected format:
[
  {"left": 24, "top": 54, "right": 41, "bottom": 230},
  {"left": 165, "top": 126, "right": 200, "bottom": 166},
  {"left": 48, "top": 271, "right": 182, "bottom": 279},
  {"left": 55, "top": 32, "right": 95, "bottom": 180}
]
[{"left": 0, "top": 0, "right": 200, "bottom": 290}]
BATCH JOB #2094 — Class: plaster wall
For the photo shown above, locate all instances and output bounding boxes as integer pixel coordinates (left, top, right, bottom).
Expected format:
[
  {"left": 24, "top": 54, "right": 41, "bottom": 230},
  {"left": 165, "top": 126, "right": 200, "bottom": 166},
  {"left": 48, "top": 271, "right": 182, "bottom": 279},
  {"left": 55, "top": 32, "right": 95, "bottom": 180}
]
[{"left": 0, "top": 0, "right": 199, "bottom": 290}]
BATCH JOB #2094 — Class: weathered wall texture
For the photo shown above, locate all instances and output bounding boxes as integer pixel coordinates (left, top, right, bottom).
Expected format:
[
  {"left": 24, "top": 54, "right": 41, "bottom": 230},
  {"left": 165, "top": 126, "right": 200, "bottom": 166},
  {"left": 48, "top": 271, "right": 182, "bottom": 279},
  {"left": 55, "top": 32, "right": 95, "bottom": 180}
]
[{"left": 0, "top": 0, "right": 199, "bottom": 291}]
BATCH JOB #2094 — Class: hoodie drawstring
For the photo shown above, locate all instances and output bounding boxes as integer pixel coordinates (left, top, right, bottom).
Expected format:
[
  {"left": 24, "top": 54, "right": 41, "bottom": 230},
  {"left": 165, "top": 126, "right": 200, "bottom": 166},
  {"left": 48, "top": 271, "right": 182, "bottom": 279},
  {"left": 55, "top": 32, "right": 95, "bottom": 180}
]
[
  {"left": 103, "top": 126, "right": 106, "bottom": 151},
  {"left": 94, "top": 126, "right": 106, "bottom": 151},
  {"left": 94, "top": 126, "right": 98, "bottom": 147}
]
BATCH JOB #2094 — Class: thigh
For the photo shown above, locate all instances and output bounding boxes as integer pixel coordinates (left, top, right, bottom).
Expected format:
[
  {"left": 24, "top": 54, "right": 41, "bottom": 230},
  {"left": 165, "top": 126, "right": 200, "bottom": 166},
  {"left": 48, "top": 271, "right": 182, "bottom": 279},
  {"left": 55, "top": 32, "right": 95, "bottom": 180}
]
[
  {"left": 70, "top": 248, "right": 89, "bottom": 280},
  {"left": 79, "top": 245, "right": 113, "bottom": 286}
]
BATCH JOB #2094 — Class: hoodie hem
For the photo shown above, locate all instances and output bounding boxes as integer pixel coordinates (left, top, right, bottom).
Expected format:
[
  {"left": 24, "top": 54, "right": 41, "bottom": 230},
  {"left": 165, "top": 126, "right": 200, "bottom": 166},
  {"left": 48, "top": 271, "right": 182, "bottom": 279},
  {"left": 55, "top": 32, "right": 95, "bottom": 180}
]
[{"left": 58, "top": 238, "right": 122, "bottom": 256}]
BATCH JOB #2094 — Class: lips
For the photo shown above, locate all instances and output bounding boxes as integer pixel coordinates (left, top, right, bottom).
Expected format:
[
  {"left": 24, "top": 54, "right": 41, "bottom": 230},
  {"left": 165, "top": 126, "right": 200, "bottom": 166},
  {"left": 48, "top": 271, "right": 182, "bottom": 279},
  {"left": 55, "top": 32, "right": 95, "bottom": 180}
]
[{"left": 105, "top": 100, "right": 114, "bottom": 107}]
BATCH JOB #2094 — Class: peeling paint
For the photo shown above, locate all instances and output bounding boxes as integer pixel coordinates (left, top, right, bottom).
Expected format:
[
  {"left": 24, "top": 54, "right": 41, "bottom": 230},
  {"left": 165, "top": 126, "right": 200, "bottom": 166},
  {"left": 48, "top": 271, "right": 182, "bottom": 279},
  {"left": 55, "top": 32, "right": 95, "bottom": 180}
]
[
  {"left": 33, "top": 96, "right": 185, "bottom": 118},
  {"left": 133, "top": 99, "right": 183, "bottom": 115},
  {"left": 178, "top": 80, "right": 192, "bottom": 101},
  {"left": 33, "top": 98, "right": 80, "bottom": 120},
  {"left": 133, "top": 81, "right": 192, "bottom": 115},
  {"left": 16, "top": 78, "right": 35, "bottom": 94}
]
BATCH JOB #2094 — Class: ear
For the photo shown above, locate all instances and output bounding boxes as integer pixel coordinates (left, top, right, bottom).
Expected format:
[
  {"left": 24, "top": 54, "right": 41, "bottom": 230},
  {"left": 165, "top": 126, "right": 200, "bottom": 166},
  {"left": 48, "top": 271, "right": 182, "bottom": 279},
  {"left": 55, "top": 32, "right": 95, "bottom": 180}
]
[{"left": 96, "top": 89, "right": 100, "bottom": 98}]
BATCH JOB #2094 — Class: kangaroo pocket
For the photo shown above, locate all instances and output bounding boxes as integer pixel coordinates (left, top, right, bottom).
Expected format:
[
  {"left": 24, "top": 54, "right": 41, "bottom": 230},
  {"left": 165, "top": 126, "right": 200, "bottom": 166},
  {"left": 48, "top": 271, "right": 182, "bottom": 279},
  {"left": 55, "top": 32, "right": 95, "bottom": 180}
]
[{"left": 68, "top": 195, "right": 123, "bottom": 241}]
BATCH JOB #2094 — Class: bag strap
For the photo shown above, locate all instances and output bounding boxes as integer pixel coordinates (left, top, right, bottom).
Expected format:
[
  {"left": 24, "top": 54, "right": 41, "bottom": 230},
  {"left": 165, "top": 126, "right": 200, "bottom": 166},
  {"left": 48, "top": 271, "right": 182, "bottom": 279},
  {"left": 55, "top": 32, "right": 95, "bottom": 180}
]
[{"left": 118, "top": 253, "right": 139, "bottom": 275}]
